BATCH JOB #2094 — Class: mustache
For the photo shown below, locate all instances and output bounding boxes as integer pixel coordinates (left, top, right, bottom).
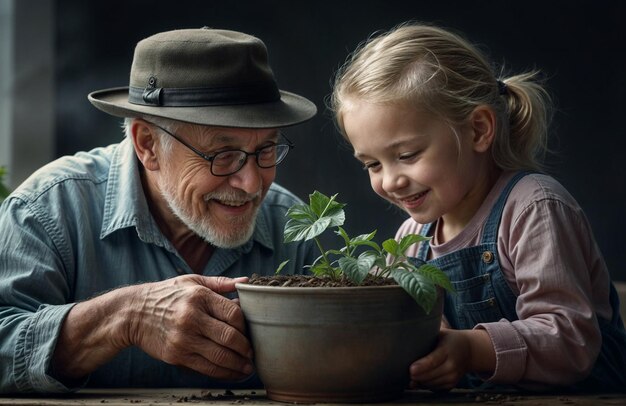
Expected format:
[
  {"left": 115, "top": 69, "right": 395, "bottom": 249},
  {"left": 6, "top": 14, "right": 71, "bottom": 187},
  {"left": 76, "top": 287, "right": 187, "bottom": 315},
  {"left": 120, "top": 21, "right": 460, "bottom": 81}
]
[{"left": 203, "top": 189, "right": 262, "bottom": 202}]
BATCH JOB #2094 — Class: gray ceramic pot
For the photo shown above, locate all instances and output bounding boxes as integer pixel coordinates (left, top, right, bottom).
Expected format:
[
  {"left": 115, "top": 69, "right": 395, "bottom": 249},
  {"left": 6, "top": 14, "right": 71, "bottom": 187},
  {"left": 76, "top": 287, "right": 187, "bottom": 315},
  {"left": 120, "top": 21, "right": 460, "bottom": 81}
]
[{"left": 235, "top": 283, "right": 443, "bottom": 403}]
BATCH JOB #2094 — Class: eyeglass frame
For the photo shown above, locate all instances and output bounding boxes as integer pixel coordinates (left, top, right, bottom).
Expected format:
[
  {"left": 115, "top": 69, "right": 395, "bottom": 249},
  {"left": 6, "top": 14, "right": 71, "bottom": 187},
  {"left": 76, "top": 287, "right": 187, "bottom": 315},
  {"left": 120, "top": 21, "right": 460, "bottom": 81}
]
[{"left": 148, "top": 122, "right": 294, "bottom": 177}]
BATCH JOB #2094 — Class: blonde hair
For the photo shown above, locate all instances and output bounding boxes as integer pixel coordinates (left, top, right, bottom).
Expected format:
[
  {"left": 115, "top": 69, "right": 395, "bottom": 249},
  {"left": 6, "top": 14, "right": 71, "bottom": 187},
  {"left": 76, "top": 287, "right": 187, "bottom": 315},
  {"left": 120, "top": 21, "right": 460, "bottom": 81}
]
[{"left": 330, "top": 22, "right": 553, "bottom": 172}]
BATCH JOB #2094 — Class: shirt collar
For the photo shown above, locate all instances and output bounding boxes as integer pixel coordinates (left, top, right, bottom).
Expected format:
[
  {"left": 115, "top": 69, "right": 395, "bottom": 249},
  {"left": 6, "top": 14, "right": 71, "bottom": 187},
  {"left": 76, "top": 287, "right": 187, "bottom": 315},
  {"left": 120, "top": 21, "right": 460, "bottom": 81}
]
[{"left": 100, "top": 138, "right": 162, "bottom": 243}]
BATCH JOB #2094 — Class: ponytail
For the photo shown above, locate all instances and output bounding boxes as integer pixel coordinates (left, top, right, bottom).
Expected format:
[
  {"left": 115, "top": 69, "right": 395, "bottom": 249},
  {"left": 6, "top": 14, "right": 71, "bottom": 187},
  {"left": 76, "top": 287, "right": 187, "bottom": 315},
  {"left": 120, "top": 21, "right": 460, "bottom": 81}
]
[{"left": 496, "top": 72, "right": 553, "bottom": 172}]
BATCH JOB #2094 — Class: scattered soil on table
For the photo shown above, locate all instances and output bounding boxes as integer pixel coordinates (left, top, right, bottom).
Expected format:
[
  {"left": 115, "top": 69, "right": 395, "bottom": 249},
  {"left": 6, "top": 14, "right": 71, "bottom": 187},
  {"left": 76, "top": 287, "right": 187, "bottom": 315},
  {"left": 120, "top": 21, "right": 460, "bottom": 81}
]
[
  {"left": 166, "top": 389, "right": 626, "bottom": 405},
  {"left": 174, "top": 389, "right": 264, "bottom": 403},
  {"left": 247, "top": 273, "right": 398, "bottom": 288}
]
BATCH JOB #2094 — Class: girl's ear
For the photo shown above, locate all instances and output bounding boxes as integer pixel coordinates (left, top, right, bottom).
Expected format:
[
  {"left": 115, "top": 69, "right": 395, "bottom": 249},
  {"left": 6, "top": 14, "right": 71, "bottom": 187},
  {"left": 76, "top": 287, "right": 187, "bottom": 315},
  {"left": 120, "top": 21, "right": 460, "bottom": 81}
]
[
  {"left": 130, "top": 119, "right": 160, "bottom": 171},
  {"left": 469, "top": 105, "right": 497, "bottom": 153}
]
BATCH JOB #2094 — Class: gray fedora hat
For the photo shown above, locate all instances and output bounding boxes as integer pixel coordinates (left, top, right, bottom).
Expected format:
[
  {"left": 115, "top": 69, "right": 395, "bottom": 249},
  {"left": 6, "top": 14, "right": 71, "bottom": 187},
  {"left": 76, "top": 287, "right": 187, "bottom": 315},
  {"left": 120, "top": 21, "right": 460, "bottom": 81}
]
[{"left": 88, "top": 28, "right": 317, "bottom": 128}]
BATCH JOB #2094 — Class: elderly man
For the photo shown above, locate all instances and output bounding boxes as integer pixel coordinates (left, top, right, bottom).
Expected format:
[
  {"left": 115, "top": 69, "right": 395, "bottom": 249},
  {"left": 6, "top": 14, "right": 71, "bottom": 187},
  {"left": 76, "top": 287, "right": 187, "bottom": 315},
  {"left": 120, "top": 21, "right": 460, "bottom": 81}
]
[{"left": 0, "top": 28, "right": 317, "bottom": 393}]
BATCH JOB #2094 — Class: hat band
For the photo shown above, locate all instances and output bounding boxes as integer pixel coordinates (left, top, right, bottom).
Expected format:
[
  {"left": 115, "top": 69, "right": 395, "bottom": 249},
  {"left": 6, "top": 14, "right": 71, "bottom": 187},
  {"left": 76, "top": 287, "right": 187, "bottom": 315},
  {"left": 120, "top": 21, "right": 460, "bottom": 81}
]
[{"left": 128, "top": 83, "right": 281, "bottom": 107}]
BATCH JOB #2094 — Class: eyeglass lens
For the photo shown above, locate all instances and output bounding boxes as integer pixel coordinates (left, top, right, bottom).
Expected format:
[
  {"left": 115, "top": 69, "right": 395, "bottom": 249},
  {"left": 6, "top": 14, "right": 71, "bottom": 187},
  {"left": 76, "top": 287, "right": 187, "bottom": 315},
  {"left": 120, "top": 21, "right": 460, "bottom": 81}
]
[{"left": 211, "top": 144, "right": 290, "bottom": 176}]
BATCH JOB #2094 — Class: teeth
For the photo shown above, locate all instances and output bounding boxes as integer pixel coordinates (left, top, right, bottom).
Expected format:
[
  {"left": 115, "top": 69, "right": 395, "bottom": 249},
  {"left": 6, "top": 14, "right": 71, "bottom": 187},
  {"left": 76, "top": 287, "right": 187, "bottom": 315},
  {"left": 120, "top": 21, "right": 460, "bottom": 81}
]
[
  {"left": 218, "top": 200, "right": 247, "bottom": 207},
  {"left": 403, "top": 191, "right": 426, "bottom": 202},
  {"left": 203, "top": 190, "right": 261, "bottom": 206}
]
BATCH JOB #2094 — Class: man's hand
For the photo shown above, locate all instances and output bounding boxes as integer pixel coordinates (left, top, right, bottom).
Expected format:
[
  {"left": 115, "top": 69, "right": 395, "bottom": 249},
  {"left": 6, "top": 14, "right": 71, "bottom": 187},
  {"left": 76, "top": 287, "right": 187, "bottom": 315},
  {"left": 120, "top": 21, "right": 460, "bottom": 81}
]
[
  {"left": 51, "top": 275, "right": 253, "bottom": 382},
  {"left": 127, "top": 275, "right": 253, "bottom": 380},
  {"left": 408, "top": 328, "right": 495, "bottom": 391}
]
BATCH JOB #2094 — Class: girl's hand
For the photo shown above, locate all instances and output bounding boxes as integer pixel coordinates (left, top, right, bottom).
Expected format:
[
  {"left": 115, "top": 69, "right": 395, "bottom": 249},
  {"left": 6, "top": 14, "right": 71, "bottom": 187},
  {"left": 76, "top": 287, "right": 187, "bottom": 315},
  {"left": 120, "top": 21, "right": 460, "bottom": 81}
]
[{"left": 409, "top": 328, "right": 495, "bottom": 391}]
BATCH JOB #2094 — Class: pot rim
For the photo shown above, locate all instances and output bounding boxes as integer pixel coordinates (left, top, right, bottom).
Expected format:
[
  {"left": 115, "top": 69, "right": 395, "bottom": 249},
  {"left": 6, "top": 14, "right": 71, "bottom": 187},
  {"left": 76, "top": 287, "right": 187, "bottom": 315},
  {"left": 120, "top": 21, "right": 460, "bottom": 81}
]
[{"left": 235, "top": 282, "right": 405, "bottom": 294}]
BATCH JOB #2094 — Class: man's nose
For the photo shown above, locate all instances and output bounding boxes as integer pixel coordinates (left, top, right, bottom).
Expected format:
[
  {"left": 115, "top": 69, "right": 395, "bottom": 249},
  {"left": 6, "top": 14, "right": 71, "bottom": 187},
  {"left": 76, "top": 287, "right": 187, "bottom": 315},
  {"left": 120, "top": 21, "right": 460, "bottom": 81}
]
[{"left": 228, "top": 157, "right": 263, "bottom": 194}]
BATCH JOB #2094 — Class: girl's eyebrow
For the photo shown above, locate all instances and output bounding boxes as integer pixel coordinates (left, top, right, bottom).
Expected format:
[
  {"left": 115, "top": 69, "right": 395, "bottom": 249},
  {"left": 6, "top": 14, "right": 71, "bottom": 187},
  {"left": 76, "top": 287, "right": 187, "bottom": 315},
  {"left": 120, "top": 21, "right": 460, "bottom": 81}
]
[{"left": 353, "top": 137, "right": 421, "bottom": 159}]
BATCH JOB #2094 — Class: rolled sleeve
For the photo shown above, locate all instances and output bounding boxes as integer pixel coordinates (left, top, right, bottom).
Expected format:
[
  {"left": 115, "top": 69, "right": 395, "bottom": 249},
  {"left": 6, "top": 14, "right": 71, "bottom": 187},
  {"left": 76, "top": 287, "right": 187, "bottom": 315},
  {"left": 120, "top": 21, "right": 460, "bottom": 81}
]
[
  {"left": 13, "top": 303, "right": 85, "bottom": 393},
  {"left": 476, "top": 322, "right": 527, "bottom": 383}
]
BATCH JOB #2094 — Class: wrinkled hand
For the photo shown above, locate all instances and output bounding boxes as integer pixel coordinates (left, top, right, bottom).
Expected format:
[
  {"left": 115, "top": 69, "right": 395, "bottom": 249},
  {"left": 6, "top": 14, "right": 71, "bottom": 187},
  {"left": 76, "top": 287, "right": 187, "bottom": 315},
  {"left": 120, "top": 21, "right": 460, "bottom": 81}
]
[
  {"left": 409, "top": 328, "right": 471, "bottom": 391},
  {"left": 127, "top": 274, "right": 253, "bottom": 380}
]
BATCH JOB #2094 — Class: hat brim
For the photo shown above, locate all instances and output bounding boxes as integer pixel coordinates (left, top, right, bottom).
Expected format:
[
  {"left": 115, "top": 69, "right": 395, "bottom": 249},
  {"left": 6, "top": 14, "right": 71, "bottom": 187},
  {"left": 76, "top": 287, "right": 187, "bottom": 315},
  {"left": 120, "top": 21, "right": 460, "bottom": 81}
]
[{"left": 88, "top": 87, "right": 317, "bottom": 128}]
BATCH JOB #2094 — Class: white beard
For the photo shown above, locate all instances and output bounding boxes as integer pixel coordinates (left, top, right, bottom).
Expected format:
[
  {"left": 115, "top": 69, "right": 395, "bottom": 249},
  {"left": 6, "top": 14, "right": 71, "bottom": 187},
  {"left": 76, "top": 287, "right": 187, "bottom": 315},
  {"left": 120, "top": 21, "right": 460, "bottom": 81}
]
[{"left": 159, "top": 178, "right": 261, "bottom": 249}]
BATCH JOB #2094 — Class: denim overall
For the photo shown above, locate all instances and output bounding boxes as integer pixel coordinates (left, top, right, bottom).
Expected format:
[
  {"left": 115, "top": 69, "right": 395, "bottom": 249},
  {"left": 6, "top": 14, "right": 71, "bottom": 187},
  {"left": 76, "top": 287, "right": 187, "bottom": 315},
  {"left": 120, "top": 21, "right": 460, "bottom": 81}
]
[{"left": 413, "top": 172, "right": 626, "bottom": 391}]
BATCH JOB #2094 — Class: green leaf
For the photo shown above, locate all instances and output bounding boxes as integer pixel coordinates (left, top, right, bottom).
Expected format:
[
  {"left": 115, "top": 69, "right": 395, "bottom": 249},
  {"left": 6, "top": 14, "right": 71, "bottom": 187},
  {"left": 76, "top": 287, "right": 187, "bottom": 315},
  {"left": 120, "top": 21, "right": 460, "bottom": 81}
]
[
  {"left": 337, "top": 257, "right": 361, "bottom": 283},
  {"left": 309, "top": 191, "right": 332, "bottom": 216},
  {"left": 284, "top": 204, "right": 317, "bottom": 242},
  {"left": 398, "top": 234, "right": 431, "bottom": 254},
  {"left": 350, "top": 230, "right": 376, "bottom": 242},
  {"left": 382, "top": 238, "right": 400, "bottom": 257},
  {"left": 349, "top": 231, "right": 381, "bottom": 251},
  {"left": 284, "top": 191, "right": 347, "bottom": 243},
  {"left": 350, "top": 230, "right": 377, "bottom": 243},
  {"left": 309, "top": 191, "right": 345, "bottom": 227},
  {"left": 284, "top": 216, "right": 332, "bottom": 242},
  {"left": 335, "top": 226, "right": 350, "bottom": 246},
  {"left": 349, "top": 239, "right": 382, "bottom": 252},
  {"left": 310, "top": 262, "right": 335, "bottom": 277},
  {"left": 275, "top": 260, "right": 290, "bottom": 275},
  {"left": 416, "top": 263, "right": 454, "bottom": 293},
  {"left": 338, "top": 251, "right": 378, "bottom": 285},
  {"left": 374, "top": 257, "right": 388, "bottom": 270},
  {"left": 391, "top": 268, "right": 438, "bottom": 314},
  {"left": 286, "top": 203, "right": 316, "bottom": 221},
  {"left": 325, "top": 207, "right": 345, "bottom": 228}
]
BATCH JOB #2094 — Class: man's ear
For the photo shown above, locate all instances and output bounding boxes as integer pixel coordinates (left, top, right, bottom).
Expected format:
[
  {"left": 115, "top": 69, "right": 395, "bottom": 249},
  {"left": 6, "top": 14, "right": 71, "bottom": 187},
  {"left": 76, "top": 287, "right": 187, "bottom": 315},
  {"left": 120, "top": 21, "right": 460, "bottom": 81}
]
[
  {"left": 469, "top": 105, "right": 497, "bottom": 153},
  {"left": 130, "top": 119, "right": 160, "bottom": 171}
]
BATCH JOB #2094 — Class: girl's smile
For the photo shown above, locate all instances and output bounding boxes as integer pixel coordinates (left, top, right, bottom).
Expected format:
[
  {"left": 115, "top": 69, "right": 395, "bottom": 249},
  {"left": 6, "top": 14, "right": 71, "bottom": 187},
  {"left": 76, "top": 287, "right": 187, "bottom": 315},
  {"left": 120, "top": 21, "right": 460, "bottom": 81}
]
[{"left": 397, "top": 190, "right": 429, "bottom": 210}]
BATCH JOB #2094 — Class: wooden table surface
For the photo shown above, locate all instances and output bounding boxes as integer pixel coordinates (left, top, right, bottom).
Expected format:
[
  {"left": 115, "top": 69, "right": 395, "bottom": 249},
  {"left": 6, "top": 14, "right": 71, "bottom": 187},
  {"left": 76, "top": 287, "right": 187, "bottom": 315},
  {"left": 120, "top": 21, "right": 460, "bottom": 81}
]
[{"left": 1, "top": 388, "right": 625, "bottom": 406}]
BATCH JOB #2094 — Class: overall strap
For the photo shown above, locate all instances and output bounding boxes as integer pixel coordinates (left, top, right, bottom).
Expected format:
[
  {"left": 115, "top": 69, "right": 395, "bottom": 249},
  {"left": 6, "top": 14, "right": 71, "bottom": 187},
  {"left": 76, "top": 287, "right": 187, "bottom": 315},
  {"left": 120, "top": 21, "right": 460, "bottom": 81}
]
[
  {"left": 415, "top": 171, "right": 532, "bottom": 259},
  {"left": 416, "top": 222, "right": 434, "bottom": 261},
  {"left": 480, "top": 171, "right": 532, "bottom": 244}
]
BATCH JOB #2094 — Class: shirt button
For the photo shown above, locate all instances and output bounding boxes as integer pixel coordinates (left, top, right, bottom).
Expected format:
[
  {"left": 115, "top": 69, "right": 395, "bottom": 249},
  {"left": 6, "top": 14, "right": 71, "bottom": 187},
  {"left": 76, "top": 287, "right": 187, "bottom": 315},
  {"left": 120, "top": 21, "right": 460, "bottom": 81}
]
[{"left": 482, "top": 251, "right": 494, "bottom": 264}]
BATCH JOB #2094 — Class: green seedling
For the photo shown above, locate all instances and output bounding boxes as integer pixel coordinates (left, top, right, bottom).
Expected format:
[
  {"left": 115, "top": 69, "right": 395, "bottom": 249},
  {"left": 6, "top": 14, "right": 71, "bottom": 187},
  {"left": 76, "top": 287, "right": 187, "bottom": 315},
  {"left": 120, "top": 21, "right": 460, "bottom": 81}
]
[{"left": 279, "top": 190, "right": 453, "bottom": 314}]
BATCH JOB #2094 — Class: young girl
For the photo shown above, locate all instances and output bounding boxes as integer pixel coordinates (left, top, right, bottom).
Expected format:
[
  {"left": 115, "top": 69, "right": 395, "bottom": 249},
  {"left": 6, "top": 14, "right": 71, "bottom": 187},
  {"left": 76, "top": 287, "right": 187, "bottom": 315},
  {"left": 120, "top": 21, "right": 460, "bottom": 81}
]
[{"left": 330, "top": 22, "right": 626, "bottom": 392}]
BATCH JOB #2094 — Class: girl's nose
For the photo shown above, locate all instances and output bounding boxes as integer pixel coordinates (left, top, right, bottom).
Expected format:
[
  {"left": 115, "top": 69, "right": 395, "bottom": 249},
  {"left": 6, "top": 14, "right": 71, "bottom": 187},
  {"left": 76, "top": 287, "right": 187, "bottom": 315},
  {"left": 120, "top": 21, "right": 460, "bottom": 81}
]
[{"left": 382, "top": 168, "right": 409, "bottom": 193}]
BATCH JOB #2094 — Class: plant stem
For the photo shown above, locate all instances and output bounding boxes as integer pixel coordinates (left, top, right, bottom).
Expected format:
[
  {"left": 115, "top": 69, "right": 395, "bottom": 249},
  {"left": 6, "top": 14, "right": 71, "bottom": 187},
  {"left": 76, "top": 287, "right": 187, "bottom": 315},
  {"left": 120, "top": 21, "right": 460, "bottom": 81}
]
[
  {"left": 377, "top": 260, "right": 395, "bottom": 279},
  {"left": 314, "top": 237, "right": 331, "bottom": 268}
]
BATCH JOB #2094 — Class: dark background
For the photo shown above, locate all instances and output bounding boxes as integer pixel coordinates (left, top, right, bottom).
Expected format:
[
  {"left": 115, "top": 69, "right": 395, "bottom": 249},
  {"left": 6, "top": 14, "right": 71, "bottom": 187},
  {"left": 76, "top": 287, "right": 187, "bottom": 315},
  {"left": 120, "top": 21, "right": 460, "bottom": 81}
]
[{"left": 53, "top": 0, "right": 626, "bottom": 281}]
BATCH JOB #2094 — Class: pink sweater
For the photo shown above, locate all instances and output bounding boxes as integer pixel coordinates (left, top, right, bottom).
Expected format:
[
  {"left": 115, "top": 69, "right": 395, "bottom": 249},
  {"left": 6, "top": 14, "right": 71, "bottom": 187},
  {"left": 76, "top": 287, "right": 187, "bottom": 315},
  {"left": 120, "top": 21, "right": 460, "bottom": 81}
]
[{"left": 396, "top": 171, "right": 613, "bottom": 387}]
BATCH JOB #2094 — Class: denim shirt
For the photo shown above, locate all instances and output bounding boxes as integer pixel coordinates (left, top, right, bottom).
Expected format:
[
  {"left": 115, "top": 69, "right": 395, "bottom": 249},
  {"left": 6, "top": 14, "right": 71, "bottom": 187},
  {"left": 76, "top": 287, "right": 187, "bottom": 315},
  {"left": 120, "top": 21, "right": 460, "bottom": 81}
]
[{"left": 0, "top": 138, "right": 317, "bottom": 393}]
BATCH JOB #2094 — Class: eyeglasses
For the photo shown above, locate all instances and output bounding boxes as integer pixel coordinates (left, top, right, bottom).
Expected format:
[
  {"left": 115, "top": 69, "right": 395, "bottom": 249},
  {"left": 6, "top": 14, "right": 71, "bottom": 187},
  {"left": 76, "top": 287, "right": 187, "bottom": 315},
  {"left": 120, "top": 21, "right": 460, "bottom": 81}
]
[{"left": 150, "top": 123, "right": 294, "bottom": 176}]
